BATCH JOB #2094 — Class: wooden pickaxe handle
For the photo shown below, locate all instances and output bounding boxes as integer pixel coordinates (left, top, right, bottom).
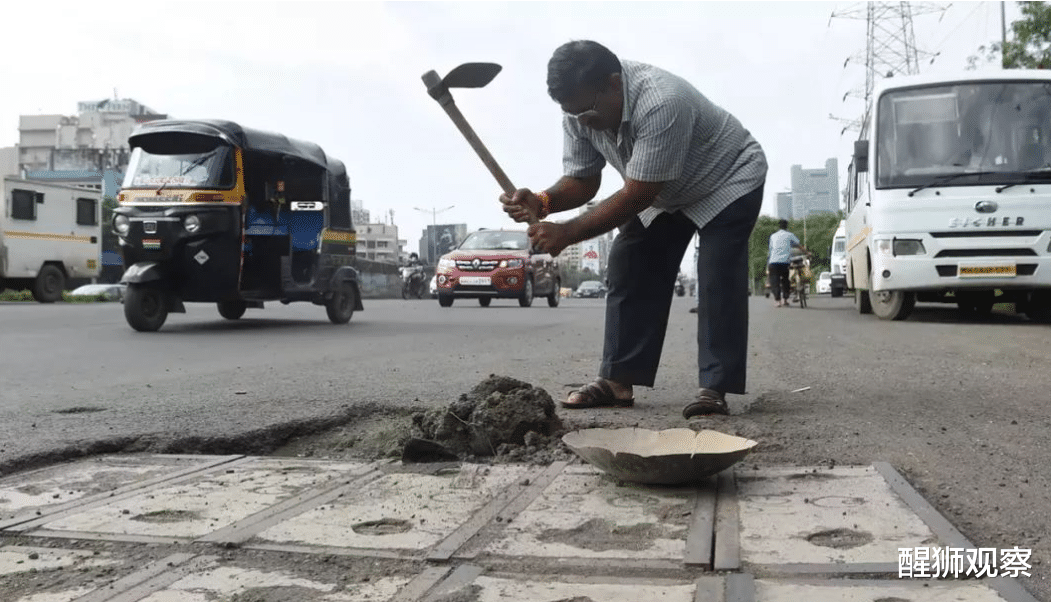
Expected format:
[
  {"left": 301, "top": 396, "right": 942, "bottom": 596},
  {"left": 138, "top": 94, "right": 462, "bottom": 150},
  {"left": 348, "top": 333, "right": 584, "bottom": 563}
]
[{"left": 430, "top": 96, "right": 538, "bottom": 226}]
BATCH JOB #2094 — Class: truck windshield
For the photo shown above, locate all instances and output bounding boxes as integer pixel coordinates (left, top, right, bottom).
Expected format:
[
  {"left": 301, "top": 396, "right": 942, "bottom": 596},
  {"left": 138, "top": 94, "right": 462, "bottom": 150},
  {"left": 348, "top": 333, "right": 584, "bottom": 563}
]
[
  {"left": 122, "top": 145, "right": 235, "bottom": 190},
  {"left": 876, "top": 81, "right": 1051, "bottom": 189}
]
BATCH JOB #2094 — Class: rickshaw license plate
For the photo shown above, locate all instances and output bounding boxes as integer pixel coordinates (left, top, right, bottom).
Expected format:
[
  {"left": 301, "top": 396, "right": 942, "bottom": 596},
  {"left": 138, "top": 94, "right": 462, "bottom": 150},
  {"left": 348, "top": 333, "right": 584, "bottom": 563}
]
[
  {"left": 959, "top": 265, "right": 1016, "bottom": 278},
  {"left": 459, "top": 276, "right": 491, "bottom": 285}
]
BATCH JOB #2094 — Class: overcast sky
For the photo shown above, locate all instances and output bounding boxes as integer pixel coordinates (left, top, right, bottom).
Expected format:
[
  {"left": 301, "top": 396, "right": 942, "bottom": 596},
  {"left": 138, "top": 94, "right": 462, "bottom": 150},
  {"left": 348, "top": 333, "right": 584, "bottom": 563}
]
[{"left": 0, "top": 1, "right": 1019, "bottom": 256}]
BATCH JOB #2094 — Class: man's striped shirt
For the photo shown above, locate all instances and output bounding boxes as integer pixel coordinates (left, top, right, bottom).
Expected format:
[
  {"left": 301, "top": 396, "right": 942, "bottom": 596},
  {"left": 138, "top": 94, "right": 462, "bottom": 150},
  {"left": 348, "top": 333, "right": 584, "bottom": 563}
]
[{"left": 562, "top": 60, "right": 767, "bottom": 229}]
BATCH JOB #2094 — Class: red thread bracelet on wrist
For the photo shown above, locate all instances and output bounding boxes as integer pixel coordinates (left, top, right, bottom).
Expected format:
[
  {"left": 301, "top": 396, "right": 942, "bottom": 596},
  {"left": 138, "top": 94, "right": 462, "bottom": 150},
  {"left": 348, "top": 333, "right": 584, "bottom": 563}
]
[{"left": 535, "top": 190, "right": 551, "bottom": 220}]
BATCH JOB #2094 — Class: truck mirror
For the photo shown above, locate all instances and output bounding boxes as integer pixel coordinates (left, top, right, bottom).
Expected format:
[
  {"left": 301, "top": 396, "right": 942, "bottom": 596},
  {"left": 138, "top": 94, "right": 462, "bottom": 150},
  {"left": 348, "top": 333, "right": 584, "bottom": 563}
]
[{"left": 854, "top": 139, "right": 869, "bottom": 173}]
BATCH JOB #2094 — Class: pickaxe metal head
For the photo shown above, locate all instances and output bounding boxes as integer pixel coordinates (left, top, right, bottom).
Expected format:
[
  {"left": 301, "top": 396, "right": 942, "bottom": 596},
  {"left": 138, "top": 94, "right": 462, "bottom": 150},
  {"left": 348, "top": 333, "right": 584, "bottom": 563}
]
[{"left": 422, "top": 63, "right": 502, "bottom": 106}]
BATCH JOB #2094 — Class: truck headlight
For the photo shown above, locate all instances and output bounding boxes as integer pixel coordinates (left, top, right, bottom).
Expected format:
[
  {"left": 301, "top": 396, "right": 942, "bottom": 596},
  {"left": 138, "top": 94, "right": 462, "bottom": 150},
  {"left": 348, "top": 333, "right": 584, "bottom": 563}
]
[
  {"left": 892, "top": 239, "right": 926, "bottom": 256},
  {"left": 184, "top": 214, "right": 201, "bottom": 234},
  {"left": 876, "top": 238, "right": 925, "bottom": 256},
  {"left": 113, "top": 215, "right": 130, "bottom": 236}
]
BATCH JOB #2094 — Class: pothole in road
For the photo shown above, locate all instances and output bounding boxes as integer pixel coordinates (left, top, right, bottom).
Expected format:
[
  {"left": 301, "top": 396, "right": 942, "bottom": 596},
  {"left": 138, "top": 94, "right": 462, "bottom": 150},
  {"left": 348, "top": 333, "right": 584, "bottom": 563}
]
[
  {"left": 351, "top": 518, "right": 412, "bottom": 535},
  {"left": 806, "top": 528, "right": 873, "bottom": 549}
]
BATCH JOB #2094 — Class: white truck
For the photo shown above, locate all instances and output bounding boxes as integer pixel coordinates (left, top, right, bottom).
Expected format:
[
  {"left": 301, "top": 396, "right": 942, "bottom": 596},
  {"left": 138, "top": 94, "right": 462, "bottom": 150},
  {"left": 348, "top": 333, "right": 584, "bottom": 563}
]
[
  {"left": 845, "top": 70, "right": 1051, "bottom": 321},
  {"left": 1, "top": 177, "right": 101, "bottom": 302}
]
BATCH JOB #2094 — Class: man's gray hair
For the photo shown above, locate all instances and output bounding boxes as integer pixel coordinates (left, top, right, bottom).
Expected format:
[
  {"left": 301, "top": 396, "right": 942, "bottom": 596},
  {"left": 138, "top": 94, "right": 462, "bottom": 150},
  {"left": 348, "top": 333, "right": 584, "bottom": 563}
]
[{"left": 547, "top": 40, "right": 622, "bottom": 103}]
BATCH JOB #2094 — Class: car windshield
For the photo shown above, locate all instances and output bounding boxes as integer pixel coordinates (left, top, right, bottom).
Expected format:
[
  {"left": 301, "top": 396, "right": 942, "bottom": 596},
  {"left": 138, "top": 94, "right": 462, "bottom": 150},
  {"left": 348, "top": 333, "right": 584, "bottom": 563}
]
[
  {"left": 458, "top": 231, "right": 529, "bottom": 251},
  {"left": 122, "top": 145, "right": 235, "bottom": 190},
  {"left": 876, "top": 80, "right": 1051, "bottom": 189},
  {"left": 579, "top": 281, "right": 602, "bottom": 289}
]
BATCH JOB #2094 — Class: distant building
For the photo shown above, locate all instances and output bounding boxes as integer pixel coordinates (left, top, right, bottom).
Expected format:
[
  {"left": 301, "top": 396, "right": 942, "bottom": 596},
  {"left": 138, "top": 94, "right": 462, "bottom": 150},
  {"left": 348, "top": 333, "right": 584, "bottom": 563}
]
[
  {"left": 355, "top": 223, "right": 400, "bottom": 263},
  {"left": 790, "top": 158, "right": 840, "bottom": 218},
  {"left": 351, "top": 198, "right": 370, "bottom": 227},
  {"left": 0, "top": 146, "right": 17, "bottom": 177},
  {"left": 776, "top": 191, "right": 793, "bottom": 220},
  {"left": 15, "top": 98, "right": 166, "bottom": 197}
]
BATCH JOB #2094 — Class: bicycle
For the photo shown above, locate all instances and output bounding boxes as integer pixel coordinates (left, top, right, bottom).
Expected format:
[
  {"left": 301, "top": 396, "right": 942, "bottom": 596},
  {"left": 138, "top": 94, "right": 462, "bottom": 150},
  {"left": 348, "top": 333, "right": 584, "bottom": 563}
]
[{"left": 789, "top": 255, "right": 812, "bottom": 309}]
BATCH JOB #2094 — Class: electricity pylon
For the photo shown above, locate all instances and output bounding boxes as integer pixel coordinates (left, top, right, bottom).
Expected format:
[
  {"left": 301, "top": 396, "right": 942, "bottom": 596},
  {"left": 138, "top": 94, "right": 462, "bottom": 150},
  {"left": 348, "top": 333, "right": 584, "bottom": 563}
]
[{"left": 830, "top": 2, "right": 949, "bottom": 136}]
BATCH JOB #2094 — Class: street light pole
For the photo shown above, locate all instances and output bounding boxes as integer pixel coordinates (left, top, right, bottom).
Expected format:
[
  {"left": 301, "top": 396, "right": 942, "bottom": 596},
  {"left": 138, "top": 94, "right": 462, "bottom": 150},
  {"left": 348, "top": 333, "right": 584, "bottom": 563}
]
[{"left": 413, "top": 205, "right": 455, "bottom": 264}]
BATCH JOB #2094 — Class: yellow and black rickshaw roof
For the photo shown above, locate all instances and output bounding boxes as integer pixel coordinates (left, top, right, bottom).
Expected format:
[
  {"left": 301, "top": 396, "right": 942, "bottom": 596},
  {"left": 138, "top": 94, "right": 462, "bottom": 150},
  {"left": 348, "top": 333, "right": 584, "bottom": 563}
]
[{"left": 128, "top": 119, "right": 347, "bottom": 180}]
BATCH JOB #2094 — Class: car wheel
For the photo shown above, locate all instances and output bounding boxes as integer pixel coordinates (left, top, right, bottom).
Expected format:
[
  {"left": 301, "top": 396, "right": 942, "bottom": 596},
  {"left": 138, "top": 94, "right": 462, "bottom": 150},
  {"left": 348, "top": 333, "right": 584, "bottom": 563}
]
[
  {"left": 217, "top": 299, "right": 247, "bottom": 320},
  {"left": 478, "top": 297, "right": 491, "bottom": 307},
  {"left": 547, "top": 280, "right": 560, "bottom": 307},
  {"left": 518, "top": 277, "right": 534, "bottom": 307},
  {"left": 124, "top": 284, "right": 168, "bottom": 332},
  {"left": 438, "top": 294, "right": 454, "bottom": 308},
  {"left": 32, "top": 265, "right": 65, "bottom": 303},
  {"left": 326, "top": 282, "right": 356, "bottom": 324}
]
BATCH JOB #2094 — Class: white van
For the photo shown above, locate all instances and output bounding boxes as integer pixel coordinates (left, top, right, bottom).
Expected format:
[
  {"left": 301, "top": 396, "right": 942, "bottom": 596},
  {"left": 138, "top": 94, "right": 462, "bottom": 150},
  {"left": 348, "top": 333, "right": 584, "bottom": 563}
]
[
  {"left": 829, "top": 220, "right": 847, "bottom": 297},
  {"left": 1, "top": 177, "right": 101, "bottom": 302},
  {"left": 844, "top": 71, "right": 1051, "bottom": 321}
]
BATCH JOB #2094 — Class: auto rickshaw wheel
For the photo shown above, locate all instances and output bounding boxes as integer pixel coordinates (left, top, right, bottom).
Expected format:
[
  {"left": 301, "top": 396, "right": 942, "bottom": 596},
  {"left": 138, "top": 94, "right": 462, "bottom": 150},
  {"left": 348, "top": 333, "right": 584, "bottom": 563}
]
[
  {"left": 218, "top": 300, "right": 247, "bottom": 320},
  {"left": 32, "top": 264, "right": 65, "bottom": 303},
  {"left": 326, "top": 282, "right": 356, "bottom": 324},
  {"left": 124, "top": 284, "right": 168, "bottom": 332}
]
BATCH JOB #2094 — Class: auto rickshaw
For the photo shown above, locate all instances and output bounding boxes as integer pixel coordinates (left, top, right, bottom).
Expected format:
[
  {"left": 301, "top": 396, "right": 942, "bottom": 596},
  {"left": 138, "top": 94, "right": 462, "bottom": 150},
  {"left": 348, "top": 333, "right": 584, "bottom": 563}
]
[{"left": 113, "top": 119, "right": 362, "bottom": 331}]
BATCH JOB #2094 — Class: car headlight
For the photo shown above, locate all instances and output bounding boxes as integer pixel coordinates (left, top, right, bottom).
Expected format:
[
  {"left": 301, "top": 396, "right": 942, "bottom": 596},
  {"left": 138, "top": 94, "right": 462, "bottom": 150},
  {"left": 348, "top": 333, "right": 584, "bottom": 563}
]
[
  {"left": 437, "top": 258, "right": 456, "bottom": 269},
  {"left": 184, "top": 214, "right": 202, "bottom": 234},
  {"left": 113, "top": 215, "right": 130, "bottom": 236},
  {"left": 500, "top": 259, "right": 524, "bottom": 268}
]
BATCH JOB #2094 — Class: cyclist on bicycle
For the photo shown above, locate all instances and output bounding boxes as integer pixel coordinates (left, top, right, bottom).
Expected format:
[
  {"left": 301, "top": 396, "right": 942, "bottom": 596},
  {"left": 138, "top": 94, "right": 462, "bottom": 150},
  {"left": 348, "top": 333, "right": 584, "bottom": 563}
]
[{"left": 767, "top": 219, "right": 807, "bottom": 308}]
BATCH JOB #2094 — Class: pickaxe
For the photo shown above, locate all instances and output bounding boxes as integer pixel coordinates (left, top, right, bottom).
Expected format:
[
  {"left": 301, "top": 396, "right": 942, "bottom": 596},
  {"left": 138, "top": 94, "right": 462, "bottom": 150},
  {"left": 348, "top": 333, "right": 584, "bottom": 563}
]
[{"left": 421, "top": 63, "right": 537, "bottom": 225}]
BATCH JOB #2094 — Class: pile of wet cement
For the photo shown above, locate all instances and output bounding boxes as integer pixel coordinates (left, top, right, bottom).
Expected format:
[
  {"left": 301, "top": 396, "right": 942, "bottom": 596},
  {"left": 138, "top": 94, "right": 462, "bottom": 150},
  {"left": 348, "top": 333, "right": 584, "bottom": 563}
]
[{"left": 407, "top": 375, "right": 568, "bottom": 463}]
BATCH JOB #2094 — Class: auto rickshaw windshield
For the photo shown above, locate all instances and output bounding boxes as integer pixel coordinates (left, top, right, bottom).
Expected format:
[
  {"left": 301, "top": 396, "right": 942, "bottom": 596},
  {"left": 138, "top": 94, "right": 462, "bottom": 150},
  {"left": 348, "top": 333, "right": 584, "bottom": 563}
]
[{"left": 122, "top": 145, "right": 235, "bottom": 190}]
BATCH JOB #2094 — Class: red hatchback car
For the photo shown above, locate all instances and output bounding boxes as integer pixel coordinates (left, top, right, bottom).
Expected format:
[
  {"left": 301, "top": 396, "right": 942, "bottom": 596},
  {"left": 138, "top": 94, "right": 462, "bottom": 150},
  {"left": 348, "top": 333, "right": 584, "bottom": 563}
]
[{"left": 435, "top": 229, "right": 561, "bottom": 308}]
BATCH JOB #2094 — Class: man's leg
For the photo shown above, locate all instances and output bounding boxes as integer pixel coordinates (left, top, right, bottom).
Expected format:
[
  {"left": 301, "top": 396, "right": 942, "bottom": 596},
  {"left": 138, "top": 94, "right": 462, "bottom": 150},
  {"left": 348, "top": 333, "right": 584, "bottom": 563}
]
[
  {"left": 768, "top": 264, "right": 782, "bottom": 305},
  {"left": 599, "top": 213, "right": 696, "bottom": 386},
  {"left": 694, "top": 186, "right": 764, "bottom": 395}
]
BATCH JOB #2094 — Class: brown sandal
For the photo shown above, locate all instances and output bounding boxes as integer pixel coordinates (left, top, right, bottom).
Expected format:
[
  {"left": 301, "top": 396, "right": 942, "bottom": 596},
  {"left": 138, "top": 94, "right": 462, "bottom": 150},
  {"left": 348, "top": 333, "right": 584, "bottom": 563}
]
[
  {"left": 682, "top": 389, "right": 729, "bottom": 418},
  {"left": 562, "top": 380, "right": 634, "bottom": 409}
]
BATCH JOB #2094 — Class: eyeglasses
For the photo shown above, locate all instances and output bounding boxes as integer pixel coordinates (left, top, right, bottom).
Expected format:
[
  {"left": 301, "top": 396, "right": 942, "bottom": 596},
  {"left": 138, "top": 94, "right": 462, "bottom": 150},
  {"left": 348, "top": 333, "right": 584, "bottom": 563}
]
[{"left": 564, "top": 92, "right": 599, "bottom": 118}]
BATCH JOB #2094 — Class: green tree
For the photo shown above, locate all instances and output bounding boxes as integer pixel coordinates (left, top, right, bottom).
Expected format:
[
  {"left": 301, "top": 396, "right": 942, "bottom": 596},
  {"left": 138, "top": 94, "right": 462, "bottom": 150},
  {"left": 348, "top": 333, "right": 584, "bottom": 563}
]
[{"left": 968, "top": 1, "right": 1051, "bottom": 69}]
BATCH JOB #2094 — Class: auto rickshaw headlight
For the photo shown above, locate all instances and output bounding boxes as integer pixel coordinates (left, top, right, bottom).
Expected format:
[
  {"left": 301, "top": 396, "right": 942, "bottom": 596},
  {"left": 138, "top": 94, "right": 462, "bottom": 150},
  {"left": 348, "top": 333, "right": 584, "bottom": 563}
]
[
  {"left": 113, "top": 215, "right": 130, "bottom": 236},
  {"left": 184, "top": 215, "right": 202, "bottom": 234}
]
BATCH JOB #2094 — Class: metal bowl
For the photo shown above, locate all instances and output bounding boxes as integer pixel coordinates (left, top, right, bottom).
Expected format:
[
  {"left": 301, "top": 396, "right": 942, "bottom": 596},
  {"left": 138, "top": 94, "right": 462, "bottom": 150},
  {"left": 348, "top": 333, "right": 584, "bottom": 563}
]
[{"left": 562, "top": 427, "right": 758, "bottom": 485}]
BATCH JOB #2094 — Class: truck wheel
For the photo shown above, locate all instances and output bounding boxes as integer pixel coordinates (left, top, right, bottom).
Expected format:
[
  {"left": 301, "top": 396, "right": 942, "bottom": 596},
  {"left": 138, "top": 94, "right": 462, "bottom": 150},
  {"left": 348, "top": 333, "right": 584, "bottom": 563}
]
[
  {"left": 326, "top": 282, "right": 356, "bottom": 324},
  {"left": 32, "top": 265, "right": 65, "bottom": 303},
  {"left": 870, "top": 288, "right": 915, "bottom": 320},
  {"left": 855, "top": 288, "right": 872, "bottom": 314},
  {"left": 1024, "top": 292, "right": 1051, "bottom": 323},
  {"left": 518, "top": 277, "right": 534, "bottom": 307},
  {"left": 124, "top": 284, "right": 168, "bottom": 332},
  {"left": 217, "top": 300, "right": 247, "bottom": 320}
]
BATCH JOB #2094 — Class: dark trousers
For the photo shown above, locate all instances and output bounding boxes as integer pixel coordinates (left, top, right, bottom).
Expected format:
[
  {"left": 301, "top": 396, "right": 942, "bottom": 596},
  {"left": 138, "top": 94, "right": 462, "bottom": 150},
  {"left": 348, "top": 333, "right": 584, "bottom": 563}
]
[
  {"left": 599, "top": 185, "right": 764, "bottom": 394},
  {"left": 768, "top": 263, "right": 791, "bottom": 301}
]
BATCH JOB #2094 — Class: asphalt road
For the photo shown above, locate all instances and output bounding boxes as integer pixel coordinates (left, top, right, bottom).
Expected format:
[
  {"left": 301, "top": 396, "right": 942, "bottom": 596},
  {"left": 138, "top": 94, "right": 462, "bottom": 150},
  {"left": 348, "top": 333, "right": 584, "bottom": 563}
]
[{"left": 2, "top": 292, "right": 1050, "bottom": 598}]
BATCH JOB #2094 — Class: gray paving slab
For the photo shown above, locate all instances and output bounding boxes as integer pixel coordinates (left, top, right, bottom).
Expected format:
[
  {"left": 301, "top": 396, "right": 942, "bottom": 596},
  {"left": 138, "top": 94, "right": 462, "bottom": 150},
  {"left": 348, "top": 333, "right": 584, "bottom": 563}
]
[
  {"left": 477, "top": 464, "right": 698, "bottom": 563},
  {"left": 754, "top": 577, "right": 1015, "bottom": 601},
  {"left": 732, "top": 465, "right": 938, "bottom": 569},
  {"left": 250, "top": 463, "right": 536, "bottom": 555},
  {"left": 423, "top": 564, "right": 717, "bottom": 602},
  {"left": 10, "top": 457, "right": 372, "bottom": 542},
  {"left": 0, "top": 454, "right": 242, "bottom": 530},
  {"left": 0, "top": 455, "right": 1040, "bottom": 602}
]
